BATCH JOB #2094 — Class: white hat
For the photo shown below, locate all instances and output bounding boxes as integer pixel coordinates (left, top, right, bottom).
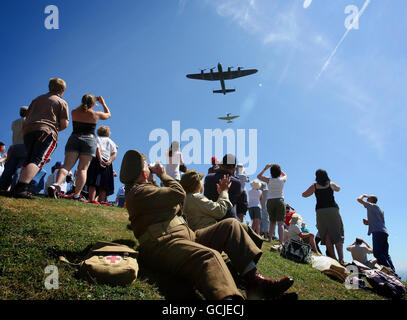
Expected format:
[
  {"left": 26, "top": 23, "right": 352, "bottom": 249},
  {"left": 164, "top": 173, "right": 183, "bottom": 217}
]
[
  {"left": 250, "top": 179, "right": 262, "bottom": 190},
  {"left": 291, "top": 214, "right": 303, "bottom": 225}
]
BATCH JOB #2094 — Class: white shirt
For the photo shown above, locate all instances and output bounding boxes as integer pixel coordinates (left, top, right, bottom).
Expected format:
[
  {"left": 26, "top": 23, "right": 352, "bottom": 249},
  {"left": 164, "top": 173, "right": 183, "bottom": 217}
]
[
  {"left": 97, "top": 136, "right": 117, "bottom": 161},
  {"left": 267, "top": 176, "right": 285, "bottom": 200},
  {"left": 248, "top": 189, "right": 262, "bottom": 208},
  {"left": 288, "top": 223, "right": 302, "bottom": 242},
  {"left": 346, "top": 244, "right": 373, "bottom": 264},
  {"left": 166, "top": 151, "right": 184, "bottom": 180},
  {"left": 45, "top": 171, "right": 69, "bottom": 194}
]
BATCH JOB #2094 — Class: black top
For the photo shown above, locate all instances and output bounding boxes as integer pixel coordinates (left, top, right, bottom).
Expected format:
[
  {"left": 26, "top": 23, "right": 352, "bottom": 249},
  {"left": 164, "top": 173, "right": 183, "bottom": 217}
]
[
  {"left": 72, "top": 121, "right": 96, "bottom": 135},
  {"left": 314, "top": 183, "right": 339, "bottom": 210}
]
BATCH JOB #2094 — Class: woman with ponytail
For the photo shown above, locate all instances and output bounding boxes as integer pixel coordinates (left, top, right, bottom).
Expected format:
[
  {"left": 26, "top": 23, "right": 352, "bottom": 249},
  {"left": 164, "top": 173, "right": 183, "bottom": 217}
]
[
  {"left": 48, "top": 94, "right": 111, "bottom": 201},
  {"left": 302, "top": 169, "right": 345, "bottom": 264}
]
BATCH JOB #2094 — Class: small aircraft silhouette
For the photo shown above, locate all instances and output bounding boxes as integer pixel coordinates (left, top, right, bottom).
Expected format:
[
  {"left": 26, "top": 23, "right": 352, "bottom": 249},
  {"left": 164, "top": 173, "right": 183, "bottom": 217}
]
[
  {"left": 186, "top": 62, "right": 258, "bottom": 95},
  {"left": 218, "top": 113, "right": 240, "bottom": 123}
]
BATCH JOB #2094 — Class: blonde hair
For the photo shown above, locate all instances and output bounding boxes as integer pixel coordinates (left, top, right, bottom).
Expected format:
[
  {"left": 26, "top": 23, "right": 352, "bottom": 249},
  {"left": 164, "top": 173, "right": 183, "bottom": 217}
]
[
  {"left": 291, "top": 214, "right": 303, "bottom": 225},
  {"left": 97, "top": 126, "right": 111, "bottom": 137},
  {"left": 49, "top": 78, "right": 66, "bottom": 94}
]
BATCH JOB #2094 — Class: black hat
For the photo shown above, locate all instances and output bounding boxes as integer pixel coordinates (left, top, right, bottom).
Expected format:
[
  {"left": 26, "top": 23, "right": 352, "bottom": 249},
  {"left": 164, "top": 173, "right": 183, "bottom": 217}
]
[{"left": 222, "top": 154, "right": 237, "bottom": 168}]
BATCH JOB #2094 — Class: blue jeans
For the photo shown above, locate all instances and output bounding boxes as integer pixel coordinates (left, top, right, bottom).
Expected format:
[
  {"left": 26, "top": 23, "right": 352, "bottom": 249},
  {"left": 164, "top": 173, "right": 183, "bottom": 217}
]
[
  {"left": 0, "top": 144, "right": 26, "bottom": 191},
  {"left": 372, "top": 232, "right": 395, "bottom": 272}
]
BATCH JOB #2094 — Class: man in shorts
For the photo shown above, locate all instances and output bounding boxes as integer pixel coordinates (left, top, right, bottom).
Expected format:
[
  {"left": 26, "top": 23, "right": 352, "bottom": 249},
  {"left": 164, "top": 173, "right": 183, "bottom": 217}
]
[{"left": 12, "top": 78, "right": 69, "bottom": 199}]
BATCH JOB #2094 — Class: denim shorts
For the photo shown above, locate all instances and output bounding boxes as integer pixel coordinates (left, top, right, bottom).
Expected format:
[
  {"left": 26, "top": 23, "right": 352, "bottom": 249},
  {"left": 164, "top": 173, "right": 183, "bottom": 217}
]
[
  {"left": 249, "top": 207, "right": 261, "bottom": 220},
  {"left": 65, "top": 134, "right": 97, "bottom": 157}
]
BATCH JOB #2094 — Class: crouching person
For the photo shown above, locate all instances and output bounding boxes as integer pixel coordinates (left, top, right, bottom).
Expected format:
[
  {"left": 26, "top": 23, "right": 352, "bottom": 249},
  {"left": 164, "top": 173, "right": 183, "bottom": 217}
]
[
  {"left": 288, "top": 214, "right": 321, "bottom": 255},
  {"left": 120, "top": 150, "right": 295, "bottom": 300}
]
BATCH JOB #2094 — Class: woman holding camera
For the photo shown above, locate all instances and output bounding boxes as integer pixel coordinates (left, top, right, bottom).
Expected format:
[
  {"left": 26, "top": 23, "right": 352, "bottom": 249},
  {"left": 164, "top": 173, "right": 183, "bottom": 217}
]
[{"left": 48, "top": 95, "right": 111, "bottom": 201}]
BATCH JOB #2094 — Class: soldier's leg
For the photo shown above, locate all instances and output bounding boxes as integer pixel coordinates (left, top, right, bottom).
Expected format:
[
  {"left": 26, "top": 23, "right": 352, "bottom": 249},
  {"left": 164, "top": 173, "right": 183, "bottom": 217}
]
[
  {"left": 195, "top": 219, "right": 295, "bottom": 299},
  {"left": 241, "top": 223, "right": 264, "bottom": 249},
  {"left": 139, "top": 225, "right": 243, "bottom": 300},
  {"left": 195, "top": 218, "right": 262, "bottom": 275}
]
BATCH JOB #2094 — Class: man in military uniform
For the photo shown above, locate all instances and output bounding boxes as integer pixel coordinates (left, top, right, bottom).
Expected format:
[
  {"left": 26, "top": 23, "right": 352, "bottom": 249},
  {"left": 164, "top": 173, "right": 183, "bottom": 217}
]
[{"left": 120, "top": 150, "right": 294, "bottom": 300}]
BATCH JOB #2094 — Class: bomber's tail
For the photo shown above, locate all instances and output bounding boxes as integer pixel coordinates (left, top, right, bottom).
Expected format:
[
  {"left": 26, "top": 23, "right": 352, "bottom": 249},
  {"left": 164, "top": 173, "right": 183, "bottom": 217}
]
[{"left": 213, "top": 89, "right": 236, "bottom": 94}]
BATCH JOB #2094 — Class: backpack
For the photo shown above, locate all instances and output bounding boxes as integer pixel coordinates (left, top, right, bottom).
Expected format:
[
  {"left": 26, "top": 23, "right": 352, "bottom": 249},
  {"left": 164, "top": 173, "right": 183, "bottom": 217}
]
[
  {"left": 280, "top": 239, "right": 312, "bottom": 264},
  {"left": 363, "top": 269, "right": 406, "bottom": 299},
  {"left": 59, "top": 241, "right": 139, "bottom": 286}
]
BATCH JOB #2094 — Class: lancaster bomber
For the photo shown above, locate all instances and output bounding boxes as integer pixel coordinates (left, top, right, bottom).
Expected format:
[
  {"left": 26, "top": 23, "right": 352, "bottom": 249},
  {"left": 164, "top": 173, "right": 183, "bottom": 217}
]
[{"left": 186, "top": 62, "right": 258, "bottom": 95}]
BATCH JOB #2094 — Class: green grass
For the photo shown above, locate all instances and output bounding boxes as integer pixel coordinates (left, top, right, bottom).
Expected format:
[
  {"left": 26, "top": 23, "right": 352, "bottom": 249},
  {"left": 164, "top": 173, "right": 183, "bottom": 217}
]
[{"left": 0, "top": 195, "right": 404, "bottom": 300}]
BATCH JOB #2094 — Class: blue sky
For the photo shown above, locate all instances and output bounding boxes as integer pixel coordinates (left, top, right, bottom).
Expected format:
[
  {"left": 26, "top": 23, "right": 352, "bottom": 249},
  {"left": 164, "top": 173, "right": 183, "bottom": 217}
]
[{"left": 1, "top": 0, "right": 406, "bottom": 277}]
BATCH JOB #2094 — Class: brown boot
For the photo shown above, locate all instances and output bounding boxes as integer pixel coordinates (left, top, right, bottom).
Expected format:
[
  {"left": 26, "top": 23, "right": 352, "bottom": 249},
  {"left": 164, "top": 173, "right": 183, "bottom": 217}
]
[{"left": 244, "top": 268, "right": 294, "bottom": 300}]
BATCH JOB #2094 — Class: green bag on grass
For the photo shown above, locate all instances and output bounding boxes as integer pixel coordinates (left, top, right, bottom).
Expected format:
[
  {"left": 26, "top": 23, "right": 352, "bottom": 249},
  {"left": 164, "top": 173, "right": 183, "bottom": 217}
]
[{"left": 59, "top": 241, "right": 139, "bottom": 286}]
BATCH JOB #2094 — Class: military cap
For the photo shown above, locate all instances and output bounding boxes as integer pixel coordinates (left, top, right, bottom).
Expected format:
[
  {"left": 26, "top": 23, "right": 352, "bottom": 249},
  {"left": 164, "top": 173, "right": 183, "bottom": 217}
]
[
  {"left": 180, "top": 170, "right": 205, "bottom": 193},
  {"left": 120, "top": 150, "right": 146, "bottom": 184}
]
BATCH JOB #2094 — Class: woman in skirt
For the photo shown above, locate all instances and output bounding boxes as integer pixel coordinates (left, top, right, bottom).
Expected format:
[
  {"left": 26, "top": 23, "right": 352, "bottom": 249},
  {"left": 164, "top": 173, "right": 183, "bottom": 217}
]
[{"left": 302, "top": 169, "right": 345, "bottom": 264}]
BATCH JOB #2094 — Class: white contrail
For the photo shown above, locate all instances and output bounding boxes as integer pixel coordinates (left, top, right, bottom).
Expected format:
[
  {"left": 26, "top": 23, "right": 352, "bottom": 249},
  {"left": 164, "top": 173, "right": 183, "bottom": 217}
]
[{"left": 316, "top": 0, "right": 371, "bottom": 81}]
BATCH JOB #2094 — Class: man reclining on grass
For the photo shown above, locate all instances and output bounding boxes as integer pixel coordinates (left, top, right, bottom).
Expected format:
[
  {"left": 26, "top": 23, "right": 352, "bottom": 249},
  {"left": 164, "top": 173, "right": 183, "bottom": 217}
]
[{"left": 120, "top": 150, "right": 295, "bottom": 300}]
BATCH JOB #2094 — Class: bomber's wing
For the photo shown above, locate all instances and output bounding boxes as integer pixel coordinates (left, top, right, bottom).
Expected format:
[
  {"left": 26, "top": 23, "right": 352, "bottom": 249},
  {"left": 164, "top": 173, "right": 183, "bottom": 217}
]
[
  {"left": 218, "top": 115, "right": 240, "bottom": 120},
  {"left": 222, "top": 69, "right": 258, "bottom": 80},
  {"left": 186, "top": 72, "right": 222, "bottom": 81}
]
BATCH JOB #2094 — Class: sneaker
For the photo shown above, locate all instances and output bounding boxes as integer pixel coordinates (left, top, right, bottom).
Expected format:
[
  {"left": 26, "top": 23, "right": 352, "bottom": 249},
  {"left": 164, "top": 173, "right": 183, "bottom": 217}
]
[
  {"left": 48, "top": 185, "right": 61, "bottom": 199},
  {"left": 71, "top": 194, "right": 86, "bottom": 202},
  {"left": 12, "top": 190, "right": 37, "bottom": 200},
  {"left": 245, "top": 269, "right": 294, "bottom": 300}
]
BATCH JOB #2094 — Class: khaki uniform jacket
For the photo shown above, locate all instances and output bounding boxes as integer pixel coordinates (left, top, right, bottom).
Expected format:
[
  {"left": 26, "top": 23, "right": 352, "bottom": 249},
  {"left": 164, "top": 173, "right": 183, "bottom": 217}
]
[
  {"left": 183, "top": 191, "right": 232, "bottom": 231},
  {"left": 125, "top": 173, "right": 186, "bottom": 239}
]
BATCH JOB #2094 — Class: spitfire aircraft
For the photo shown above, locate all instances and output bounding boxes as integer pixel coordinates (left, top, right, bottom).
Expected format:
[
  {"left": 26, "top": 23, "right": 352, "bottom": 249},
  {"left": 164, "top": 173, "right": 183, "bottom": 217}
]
[
  {"left": 186, "top": 62, "right": 258, "bottom": 95},
  {"left": 218, "top": 113, "right": 240, "bottom": 124}
]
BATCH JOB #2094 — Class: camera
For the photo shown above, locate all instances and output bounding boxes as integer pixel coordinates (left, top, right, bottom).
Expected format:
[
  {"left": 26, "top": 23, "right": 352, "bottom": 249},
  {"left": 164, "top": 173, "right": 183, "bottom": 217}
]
[{"left": 148, "top": 162, "right": 156, "bottom": 172}]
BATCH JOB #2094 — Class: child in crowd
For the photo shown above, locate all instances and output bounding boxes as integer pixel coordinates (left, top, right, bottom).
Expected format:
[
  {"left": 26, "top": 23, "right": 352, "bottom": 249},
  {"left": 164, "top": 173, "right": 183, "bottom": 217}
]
[{"left": 248, "top": 179, "right": 263, "bottom": 235}]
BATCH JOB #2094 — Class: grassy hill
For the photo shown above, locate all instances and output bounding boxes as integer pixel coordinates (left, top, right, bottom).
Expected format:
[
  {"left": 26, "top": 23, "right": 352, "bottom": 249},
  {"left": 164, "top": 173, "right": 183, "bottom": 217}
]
[{"left": 0, "top": 195, "right": 404, "bottom": 300}]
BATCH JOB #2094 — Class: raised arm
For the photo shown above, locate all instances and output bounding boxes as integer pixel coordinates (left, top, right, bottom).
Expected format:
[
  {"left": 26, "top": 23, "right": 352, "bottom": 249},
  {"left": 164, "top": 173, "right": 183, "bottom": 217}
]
[
  {"left": 330, "top": 182, "right": 341, "bottom": 192},
  {"left": 257, "top": 165, "right": 271, "bottom": 184},
  {"left": 302, "top": 184, "right": 315, "bottom": 198},
  {"left": 95, "top": 96, "right": 111, "bottom": 120},
  {"left": 357, "top": 194, "right": 369, "bottom": 206},
  {"left": 281, "top": 170, "right": 287, "bottom": 182},
  {"left": 149, "top": 163, "right": 186, "bottom": 208}
]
